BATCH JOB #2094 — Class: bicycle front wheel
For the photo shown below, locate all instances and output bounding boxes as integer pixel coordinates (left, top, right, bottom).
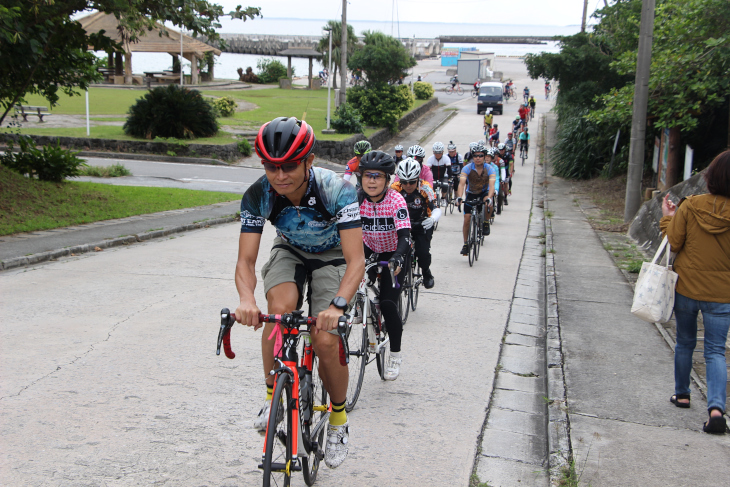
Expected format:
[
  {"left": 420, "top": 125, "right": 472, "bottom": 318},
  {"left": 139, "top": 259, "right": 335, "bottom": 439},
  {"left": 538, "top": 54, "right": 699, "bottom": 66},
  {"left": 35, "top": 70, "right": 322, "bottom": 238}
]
[
  {"left": 263, "top": 374, "right": 293, "bottom": 487},
  {"left": 399, "top": 262, "right": 411, "bottom": 325},
  {"left": 345, "top": 296, "right": 367, "bottom": 412},
  {"left": 457, "top": 87, "right": 464, "bottom": 95},
  {"left": 301, "top": 359, "right": 327, "bottom": 485},
  {"left": 468, "top": 216, "right": 476, "bottom": 267},
  {"left": 447, "top": 185, "right": 455, "bottom": 214},
  {"left": 411, "top": 262, "right": 421, "bottom": 311},
  {"left": 473, "top": 215, "right": 481, "bottom": 261}
]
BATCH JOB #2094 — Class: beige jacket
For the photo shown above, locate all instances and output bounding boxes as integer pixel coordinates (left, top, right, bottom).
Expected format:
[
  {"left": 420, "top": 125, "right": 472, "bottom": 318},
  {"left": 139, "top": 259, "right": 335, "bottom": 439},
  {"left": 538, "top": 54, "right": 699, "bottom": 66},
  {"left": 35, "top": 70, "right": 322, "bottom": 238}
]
[{"left": 660, "top": 193, "right": 730, "bottom": 303}]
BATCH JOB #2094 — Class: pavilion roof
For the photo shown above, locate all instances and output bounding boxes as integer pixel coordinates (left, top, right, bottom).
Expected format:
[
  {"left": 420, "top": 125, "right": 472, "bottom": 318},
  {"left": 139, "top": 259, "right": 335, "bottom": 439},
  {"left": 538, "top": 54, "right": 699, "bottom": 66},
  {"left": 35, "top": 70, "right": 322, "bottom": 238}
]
[
  {"left": 78, "top": 12, "right": 221, "bottom": 57},
  {"left": 277, "top": 48, "right": 323, "bottom": 57}
]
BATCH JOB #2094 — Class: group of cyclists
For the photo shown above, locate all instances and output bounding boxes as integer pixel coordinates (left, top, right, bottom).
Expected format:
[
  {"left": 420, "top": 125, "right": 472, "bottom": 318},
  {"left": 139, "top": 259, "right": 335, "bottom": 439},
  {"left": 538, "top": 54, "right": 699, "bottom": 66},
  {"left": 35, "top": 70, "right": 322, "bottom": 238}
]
[{"left": 231, "top": 109, "right": 526, "bottom": 475}]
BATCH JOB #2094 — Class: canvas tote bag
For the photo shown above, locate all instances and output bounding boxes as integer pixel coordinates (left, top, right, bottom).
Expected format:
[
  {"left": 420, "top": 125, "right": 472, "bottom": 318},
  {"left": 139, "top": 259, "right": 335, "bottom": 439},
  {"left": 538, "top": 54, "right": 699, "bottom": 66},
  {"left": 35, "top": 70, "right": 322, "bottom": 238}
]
[{"left": 631, "top": 236, "right": 678, "bottom": 323}]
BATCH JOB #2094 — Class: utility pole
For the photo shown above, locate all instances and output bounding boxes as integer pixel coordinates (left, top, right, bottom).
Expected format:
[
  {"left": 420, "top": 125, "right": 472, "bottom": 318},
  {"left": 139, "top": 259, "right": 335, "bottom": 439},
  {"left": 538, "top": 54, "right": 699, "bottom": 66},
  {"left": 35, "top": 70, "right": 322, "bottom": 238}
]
[
  {"left": 581, "top": 0, "right": 589, "bottom": 32},
  {"left": 624, "top": 0, "right": 656, "bottom": 222},
  {"left": 340, "top": 0, "right": 348, "bottom": 106}
]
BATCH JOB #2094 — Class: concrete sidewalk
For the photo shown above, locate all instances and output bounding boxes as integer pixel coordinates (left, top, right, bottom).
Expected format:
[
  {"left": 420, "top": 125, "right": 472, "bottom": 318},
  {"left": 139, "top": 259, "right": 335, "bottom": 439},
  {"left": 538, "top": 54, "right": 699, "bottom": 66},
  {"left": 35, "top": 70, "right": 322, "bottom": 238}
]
[{"left": 543, "top": 113, "right": 730, "bottom": 486}]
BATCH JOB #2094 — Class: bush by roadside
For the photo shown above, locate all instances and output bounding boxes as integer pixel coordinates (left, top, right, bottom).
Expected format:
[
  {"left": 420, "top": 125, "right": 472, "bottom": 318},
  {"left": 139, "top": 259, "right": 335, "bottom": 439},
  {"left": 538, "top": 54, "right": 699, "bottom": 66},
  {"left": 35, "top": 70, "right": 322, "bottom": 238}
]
[
  {"left": 413, "top": 82, "right": 434, "bottom": 100},
  {"left": 0, "top": 135, "right": 86, "bottom": 182},
  {"left": 78, "top": 163, "right": 131, "bottom": 178},
  {"left": 347, "top": 83, "right": 414, "bottom": 133}
]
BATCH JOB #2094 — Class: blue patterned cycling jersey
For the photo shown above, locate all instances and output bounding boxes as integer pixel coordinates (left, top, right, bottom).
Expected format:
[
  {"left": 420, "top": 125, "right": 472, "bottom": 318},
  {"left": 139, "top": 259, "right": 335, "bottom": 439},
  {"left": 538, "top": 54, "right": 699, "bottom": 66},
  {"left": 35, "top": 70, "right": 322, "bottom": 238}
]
[{"left": 240, "top": 167, "right": 361, "bottom": 253}]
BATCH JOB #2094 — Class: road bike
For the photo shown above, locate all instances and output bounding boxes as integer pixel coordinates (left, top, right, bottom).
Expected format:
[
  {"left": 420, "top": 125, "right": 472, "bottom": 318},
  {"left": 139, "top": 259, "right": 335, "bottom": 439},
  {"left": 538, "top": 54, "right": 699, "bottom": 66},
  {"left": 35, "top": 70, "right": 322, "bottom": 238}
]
[
  {"left": 445, "top": 85, "right": 464, "bottom": 95},
  {"left": 446, "top": 177, "right": 457, "bottom": 214},
  {"left": 403, "top": 242, "right": 423, "bottom": 313},
  {"left": 520, "top": 144, "right": 528, "bottom": 166},
  {"left": 344, "top": 258, "right": 402, "bottom": 411},
  {"left": 463, "top": 197, "right": 486, "bottom": 267},
  {"left": 217, "top": 309, "right": 348, "bottom": 487}
]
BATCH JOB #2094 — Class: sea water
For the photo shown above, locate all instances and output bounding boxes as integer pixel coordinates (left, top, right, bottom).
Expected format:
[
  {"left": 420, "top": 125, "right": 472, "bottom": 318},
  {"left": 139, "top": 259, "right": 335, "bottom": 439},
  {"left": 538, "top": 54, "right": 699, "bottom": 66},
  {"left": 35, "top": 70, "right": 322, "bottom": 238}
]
[{"left": 117, "top": 17, "right": 579, "bottom": 80}]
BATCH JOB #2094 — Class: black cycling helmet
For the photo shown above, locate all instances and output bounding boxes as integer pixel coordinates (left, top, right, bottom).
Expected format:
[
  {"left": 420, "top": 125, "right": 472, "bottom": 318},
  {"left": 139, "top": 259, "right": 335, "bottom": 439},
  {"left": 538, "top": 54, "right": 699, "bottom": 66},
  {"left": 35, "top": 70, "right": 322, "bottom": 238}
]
[
  {"left": 359, "top": 150, "right": 396, "bottom": 175},
  {"left": 255, "top": 117, "right": 315, "bottom": 163}
]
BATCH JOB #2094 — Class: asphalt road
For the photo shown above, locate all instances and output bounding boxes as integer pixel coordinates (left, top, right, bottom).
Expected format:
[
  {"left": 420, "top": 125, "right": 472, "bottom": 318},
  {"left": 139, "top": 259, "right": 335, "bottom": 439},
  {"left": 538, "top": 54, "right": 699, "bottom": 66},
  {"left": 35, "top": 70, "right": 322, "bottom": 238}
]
[{"left": 0, "top": 58, "right": 551, "bottom": 486}]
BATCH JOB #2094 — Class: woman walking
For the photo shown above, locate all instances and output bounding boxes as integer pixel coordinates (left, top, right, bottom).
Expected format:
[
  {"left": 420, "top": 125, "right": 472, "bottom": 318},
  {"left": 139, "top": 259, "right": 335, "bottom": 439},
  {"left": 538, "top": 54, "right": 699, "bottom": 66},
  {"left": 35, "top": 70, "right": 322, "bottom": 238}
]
[{"left": 661, "top": 150, "right": 730, "bottom": 434}]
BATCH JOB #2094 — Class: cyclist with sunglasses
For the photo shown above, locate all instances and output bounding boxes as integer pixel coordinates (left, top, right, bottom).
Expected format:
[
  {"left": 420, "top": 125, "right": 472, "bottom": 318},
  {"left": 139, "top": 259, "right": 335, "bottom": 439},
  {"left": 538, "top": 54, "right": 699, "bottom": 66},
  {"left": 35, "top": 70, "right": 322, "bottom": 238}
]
[
  {"left": 343, "top": 140, "right": 372, "bottom": 184},
  {"left": 391, "top": 157, "right": 440, "bottom": 289},
  {"left": 456, "top": 142, "right": 496, "bottom": 255},
  {"left": 357, "top": 151, "right": 411, "bottom": 380},
  {"left": 425, "top": 142, "right": 451, "bottom": 204},
  {"left": 235, "top": 117, "right": 365, "bottom": 469}
]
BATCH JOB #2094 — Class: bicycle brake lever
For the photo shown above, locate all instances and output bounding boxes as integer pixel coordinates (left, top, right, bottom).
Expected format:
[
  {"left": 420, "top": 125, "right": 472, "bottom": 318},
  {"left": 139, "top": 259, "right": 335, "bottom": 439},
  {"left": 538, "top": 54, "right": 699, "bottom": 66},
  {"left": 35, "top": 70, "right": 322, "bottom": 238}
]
[{"left": 217, "top": 308, "right": 236, "bottom": 359}]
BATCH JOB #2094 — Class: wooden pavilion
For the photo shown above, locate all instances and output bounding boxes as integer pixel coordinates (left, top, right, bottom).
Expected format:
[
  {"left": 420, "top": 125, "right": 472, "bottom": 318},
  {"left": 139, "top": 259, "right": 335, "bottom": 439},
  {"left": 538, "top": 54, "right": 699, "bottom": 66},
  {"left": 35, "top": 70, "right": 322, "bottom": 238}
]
[
  {"left": 277, "top": 48, "right": 323, "bottom": 89},
  {"left": 78, "top": 12, "right": 221, "bottom": 85}
]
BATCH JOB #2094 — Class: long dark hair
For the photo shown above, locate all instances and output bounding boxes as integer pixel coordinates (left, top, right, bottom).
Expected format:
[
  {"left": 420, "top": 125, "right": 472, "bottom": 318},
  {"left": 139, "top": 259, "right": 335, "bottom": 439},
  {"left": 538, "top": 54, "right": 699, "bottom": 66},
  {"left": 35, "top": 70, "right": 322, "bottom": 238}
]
[{"left": 705, "top": 150, "right": 730, "bottom": 198}]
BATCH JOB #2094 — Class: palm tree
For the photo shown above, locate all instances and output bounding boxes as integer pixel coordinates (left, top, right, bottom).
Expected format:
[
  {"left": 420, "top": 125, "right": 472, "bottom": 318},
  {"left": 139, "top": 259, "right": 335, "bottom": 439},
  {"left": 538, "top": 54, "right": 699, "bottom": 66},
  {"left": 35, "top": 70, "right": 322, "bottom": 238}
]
[{"left": 317, "top": 20, "right": 359, "bottom": 89}]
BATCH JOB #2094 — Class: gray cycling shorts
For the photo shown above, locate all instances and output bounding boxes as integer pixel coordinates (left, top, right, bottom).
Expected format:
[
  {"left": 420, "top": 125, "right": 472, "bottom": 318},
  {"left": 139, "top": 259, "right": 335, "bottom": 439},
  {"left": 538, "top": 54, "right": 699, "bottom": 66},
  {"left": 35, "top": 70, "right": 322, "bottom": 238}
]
[{"left": 261, "top": 237, "right": 347, "bottom": 333}]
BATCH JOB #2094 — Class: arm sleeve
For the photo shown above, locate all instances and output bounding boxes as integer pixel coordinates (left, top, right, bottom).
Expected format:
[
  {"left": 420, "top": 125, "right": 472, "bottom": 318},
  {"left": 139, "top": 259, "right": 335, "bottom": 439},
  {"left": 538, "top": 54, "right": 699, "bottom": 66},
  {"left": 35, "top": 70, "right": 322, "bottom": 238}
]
[
  {"left": 240, "top": 178, "right": 267, "bottom": 233},
  {"left": 431, "top": 207, "right": 442, "bottom": 223},
  {"left": 395, "top": 228, "right": 410, "bottom": 258},
  {"left": 343, "top": 173, "right": 352, "bottom": 182}
]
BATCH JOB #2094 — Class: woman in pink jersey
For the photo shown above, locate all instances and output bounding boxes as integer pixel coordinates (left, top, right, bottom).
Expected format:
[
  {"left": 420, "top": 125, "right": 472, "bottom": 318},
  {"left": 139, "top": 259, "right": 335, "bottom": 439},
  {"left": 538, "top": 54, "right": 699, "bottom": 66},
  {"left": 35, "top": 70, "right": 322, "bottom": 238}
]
[{"left": 357, "top": 150, "right": 411, "bottom": 380}]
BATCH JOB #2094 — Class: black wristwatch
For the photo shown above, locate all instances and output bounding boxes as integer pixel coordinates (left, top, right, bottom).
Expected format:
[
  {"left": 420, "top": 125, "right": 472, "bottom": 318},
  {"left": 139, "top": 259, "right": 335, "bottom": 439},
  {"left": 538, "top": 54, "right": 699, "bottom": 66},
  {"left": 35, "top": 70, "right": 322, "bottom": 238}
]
[{"left": 330, "top": 296, "right": 348, "bottom": 311}]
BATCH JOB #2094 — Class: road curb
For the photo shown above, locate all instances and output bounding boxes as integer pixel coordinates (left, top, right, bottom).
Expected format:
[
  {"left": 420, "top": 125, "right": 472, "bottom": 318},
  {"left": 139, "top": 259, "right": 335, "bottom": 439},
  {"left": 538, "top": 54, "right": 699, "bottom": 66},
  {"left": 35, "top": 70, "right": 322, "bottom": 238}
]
[
  {"left": 418, "top": 108, "right": 458, "bottom": 145},
  {"left": 0, "top": 215, "right": 238, "bottom": 271},
  {"left": 78, "top": 151, "right": 233, "bottom": 166},
  {"left": 541, "top": 115, "right": 573, "bottom": 485}
]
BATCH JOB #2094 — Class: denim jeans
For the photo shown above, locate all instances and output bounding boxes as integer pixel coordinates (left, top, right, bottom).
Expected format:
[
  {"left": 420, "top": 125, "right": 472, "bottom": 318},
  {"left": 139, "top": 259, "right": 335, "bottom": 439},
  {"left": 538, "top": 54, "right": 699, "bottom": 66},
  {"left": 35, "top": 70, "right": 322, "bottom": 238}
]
[{"left": 674, "top": 292, "right": 730, "bottom": 412}]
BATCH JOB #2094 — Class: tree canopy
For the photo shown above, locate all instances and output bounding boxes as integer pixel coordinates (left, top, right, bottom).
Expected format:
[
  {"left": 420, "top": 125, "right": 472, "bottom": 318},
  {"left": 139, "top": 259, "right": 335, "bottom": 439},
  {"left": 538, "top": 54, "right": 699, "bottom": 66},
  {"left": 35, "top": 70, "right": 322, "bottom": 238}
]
[
  {"left": 525, "top": 0, "right": 730, "bottom": 178},
  {"left": 316, "top": 20, "right": 358, "bottom": 89},
  {"left": 347, "top": 31, "right": 416, "bottom": 86},
  {"left": 0, "top": 1, "right": 261, "bottom": 125}
]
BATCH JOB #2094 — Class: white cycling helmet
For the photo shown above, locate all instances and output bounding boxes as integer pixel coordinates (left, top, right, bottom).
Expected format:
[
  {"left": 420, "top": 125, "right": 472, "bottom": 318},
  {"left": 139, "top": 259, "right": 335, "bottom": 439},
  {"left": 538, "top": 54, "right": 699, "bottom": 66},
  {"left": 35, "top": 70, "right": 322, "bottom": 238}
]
[
  {"left": 469, "top": 142, "right": 479, "bottom": 152},
  {"left": 432, "top": 142, "right": 445, "bottom": 153},
  {"left": 394, "top": 144, "right": 404, "bottom": 151},
  {"left": 486, "top": 147, "right": 497, "bottom": 157},
  {"left": 447, "top": 141, "right": 457, "bottom": 151},
  {"left": 497, "top": 143, "right": 505, "bottom": 150},
  {"left": 396, "top": 157, "right": 422, "bottom": 181},
  {"left": 473, "top": 141, "right": 487, "bottom": 154},
  {"left": 407, "top": 145, "right": 426, "bottom": 158}
]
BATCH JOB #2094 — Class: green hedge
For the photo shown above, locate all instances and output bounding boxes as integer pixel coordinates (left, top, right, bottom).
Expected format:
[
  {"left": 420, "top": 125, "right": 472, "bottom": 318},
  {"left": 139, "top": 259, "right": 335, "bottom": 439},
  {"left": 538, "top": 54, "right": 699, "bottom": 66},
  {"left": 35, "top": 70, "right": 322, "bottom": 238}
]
[
  {"left": 413, "top": 81, "right": 434, "bottom": 100},
  {"left": 347, "top": 83, "right": 414, "bottom": 133}
]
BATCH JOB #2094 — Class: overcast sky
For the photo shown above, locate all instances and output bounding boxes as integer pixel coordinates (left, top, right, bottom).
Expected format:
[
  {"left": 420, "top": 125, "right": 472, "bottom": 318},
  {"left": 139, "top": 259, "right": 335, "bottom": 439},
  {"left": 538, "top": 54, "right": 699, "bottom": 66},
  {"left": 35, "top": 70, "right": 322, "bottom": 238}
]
[{"left": 217, "top": 0, "right": 602, "bottom": 26}]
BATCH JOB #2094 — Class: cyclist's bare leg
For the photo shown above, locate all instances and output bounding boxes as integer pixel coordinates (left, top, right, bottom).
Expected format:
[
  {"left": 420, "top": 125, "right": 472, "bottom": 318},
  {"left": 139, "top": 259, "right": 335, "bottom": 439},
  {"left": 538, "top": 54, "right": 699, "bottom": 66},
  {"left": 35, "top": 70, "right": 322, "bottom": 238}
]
[
  {"left": 312, "top": 330, "right": 348, "bottom": 404},
  {"left": 462, "top": 214, "right": 471, "bottom": 242},
  {"left": 264, "top": 282, "right": 300, "bottom": 386}
]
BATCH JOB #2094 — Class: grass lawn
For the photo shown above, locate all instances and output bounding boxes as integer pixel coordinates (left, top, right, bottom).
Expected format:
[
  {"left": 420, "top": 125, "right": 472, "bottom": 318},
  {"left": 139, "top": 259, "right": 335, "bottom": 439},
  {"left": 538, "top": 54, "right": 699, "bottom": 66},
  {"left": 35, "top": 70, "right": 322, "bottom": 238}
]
[
  {"left": 0, "top": 166, "right": 238, "bottom": 235},
  {"left": 9, "top": 87, "right": 430, "bottom": 142}
]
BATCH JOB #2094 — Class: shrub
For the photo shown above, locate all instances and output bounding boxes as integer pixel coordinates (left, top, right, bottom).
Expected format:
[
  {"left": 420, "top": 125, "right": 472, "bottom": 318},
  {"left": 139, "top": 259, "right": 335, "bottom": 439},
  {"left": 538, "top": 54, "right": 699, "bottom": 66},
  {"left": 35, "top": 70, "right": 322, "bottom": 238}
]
[
  {"left": 329, "top": 104, "right": 364, "bottom": 134},
  {"left": 238, "top": 139, "right": 253, "bottom": 157},
  {"left": 0, "top": 136, "right": 86, "bottom": 182},
  {"left": 413, "top": 81, "right": 434, "bottom": 100},
  {"left": 124, "top": 84, "right": 218, "bottom": 139},
  {"left": 257, "top": 58, "right": 291, "bottom": 84},
  {"left": 212, "top": 96, "right": 237, "bottom": 117},
  {"left": 347, "top": 83, "right": 414, "bottom": 133},
  {"left": 79, "top": 163, "right": 131, "bottom": 178}
]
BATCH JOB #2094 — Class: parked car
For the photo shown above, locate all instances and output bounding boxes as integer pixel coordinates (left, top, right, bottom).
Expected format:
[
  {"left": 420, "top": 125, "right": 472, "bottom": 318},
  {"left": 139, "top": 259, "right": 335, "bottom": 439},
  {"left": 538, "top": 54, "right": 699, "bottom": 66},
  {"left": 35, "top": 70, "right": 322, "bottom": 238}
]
[{"left": 477, "top": 82, "right": 503, "bottom": 115}]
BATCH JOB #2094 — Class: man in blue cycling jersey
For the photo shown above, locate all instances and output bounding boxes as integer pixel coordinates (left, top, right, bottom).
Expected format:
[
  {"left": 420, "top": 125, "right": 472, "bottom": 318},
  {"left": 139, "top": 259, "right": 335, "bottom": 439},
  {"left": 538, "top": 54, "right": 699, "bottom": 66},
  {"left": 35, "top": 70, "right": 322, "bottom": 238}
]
[
  {"left": 235, "top": 117, "right": 365, "bottom": 469},
  {"left": 456, "top": 142, "right": 496, "bottom": 255}
]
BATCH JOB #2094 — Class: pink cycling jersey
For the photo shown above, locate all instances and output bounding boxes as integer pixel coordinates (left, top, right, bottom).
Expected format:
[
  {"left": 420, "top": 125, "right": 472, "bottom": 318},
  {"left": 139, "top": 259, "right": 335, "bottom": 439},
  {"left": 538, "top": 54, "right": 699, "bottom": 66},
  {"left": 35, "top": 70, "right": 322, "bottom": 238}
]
[{"left": 359, "top": 189, "right": 411, "bottom": 253}]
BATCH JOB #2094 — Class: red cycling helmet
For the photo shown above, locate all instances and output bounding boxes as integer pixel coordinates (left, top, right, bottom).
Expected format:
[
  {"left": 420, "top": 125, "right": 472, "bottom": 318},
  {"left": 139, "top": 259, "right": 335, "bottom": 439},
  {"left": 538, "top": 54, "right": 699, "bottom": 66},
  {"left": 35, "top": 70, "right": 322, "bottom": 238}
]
[{"left": 255, "top": 117, "right": 316, "bottom": 163}]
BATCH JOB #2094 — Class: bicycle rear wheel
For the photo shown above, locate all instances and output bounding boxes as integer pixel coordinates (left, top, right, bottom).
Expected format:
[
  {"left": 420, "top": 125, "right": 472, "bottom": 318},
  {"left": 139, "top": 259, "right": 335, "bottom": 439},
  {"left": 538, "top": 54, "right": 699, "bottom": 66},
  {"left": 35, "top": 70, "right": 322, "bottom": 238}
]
[
  {"left": 263, "top": 374, "right": 293, "bottom": 487},
  {"left": 301, "top": 358, "right": 327, "bottom": 485},
  {"left": 345, "top": 295, "right": 367, "bottom": 412}
]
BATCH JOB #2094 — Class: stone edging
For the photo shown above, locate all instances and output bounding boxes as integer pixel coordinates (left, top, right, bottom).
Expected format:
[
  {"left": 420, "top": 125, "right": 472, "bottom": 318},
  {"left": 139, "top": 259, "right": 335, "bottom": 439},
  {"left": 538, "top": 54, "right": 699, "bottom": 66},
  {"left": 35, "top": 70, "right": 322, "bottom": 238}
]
[
  {"left": 0, "top": 215, "right": 237, "bottom": 271},
  {"left": 541, "top": 115, "right": 572, "bottom": 485}
]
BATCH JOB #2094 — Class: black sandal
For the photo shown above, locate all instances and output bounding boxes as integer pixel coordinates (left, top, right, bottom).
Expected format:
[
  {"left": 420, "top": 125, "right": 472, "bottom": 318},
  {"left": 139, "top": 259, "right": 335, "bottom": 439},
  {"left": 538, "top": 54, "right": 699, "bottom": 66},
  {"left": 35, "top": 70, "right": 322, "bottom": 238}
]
[
  {"left": 670, "top": 394, "right": 690, "bottom": 408},
  {"left": 703, "top": 408, "right": 727, "bottom": 434}
]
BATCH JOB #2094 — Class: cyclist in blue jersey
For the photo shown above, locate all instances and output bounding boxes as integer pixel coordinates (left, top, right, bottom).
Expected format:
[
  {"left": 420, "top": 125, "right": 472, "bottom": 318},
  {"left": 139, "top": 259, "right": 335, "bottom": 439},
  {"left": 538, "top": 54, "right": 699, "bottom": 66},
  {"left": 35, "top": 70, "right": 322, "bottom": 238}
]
[
  {"left": 486, "top": 147, "right": 500, "bottom": 220},
  {"left": 456, "top": 142, "right": 496, "bottom": 255},
  {"left": 235, "top": 117, "right": 364, "bottom": 469}
]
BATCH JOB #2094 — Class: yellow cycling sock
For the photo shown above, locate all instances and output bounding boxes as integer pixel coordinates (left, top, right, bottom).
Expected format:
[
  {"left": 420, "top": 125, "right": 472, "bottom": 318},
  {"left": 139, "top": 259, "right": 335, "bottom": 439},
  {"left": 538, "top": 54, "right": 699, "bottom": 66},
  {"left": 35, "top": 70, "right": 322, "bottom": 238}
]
[
  {"left": 329, "top": 400, "right": 347, "bottom": 426},
  {"left": 265, "top": 384, "right": 273, "bottom": 401}
]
